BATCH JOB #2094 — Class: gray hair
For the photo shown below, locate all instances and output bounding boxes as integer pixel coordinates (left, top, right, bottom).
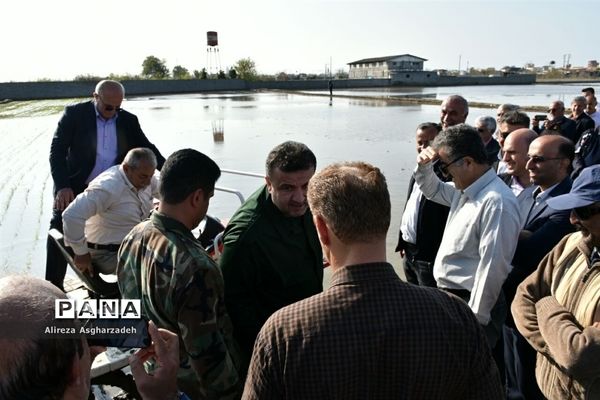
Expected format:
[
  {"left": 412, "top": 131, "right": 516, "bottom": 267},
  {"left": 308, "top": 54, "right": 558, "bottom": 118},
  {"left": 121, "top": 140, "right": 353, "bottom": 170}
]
[
  {"left": 123, "top": 148, "right": 157, "bottom": 169},
  {"left": 500, "top": 110, "right": 530, "bottom": 127},
  {"left": 95, "top": 80, "right": 125, "bottom": 97},
  {"left": 433, "top": 124, "right": 488, "bottom": 165},
  {"left": 474, "top": 116, "right": 496, "bottom": 132},
  {"left": 498, "top": 104, "right": 520, "bottom": 114},
  {"left": 572, "top": 96, "right": 587, "bottom": 105},
  {"left": 444, "top": 95, "right": 469, "bottom": 116}
]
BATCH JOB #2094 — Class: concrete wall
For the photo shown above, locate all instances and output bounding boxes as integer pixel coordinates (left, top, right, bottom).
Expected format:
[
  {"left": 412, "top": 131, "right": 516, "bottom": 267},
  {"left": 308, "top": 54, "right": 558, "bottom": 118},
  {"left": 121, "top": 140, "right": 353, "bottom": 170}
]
[{"left": 0, "top": 75, "right": 534, "bottom": 101}]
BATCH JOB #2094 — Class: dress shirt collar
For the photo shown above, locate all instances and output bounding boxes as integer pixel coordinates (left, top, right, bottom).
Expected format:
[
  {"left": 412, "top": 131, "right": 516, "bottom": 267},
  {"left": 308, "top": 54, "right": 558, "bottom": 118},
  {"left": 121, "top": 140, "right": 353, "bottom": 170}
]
[
  {"left": 462, "top": 168, "right": 496, "bottom": 200},
  {"left": 330, "top": 262, "right": 399, "bottom": 287},
  {"left": 150, "top": 211, "right": 196, "bottom": 241},
  {"left": 532, "top": 182, "right": 559, "bottom": 202}
]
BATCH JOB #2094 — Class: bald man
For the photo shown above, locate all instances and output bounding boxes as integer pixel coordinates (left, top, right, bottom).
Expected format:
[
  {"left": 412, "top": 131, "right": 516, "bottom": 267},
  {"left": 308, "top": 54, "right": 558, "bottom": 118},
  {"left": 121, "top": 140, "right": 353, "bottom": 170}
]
[
  {"left": 47, "top": 79, "right": 165, "bottom": 291},
  {"left": 503, "top": 134, "right": 575, "bottom": 400},
  {"left": 498, "top": 129, "right": 538, "bottom": 215},
  {"left": 440, "top": 95, "right": 468, "bottom": 129}
]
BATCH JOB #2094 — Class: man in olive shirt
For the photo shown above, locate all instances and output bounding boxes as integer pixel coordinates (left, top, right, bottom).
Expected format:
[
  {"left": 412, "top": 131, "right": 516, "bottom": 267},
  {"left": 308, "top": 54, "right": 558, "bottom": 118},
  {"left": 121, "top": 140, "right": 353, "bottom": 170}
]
[{"left": 220, "top": 141, "right": 323, "bottom": 374}]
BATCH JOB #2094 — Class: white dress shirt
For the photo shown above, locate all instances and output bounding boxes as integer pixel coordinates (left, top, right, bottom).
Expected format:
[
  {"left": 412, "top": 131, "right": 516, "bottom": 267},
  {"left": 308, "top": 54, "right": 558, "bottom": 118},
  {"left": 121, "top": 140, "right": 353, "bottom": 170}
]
[
  {"left": 63, "top": 165, "right": 159, "bottom": 255},
  {"left": 415, "top": 164, "right": 521, "bottom": 324}
]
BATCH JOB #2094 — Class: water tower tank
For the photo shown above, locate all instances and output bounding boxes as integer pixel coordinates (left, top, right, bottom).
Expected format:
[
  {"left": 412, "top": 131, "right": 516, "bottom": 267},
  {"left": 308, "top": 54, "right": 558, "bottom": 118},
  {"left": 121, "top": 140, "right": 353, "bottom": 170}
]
[{"left": 207, "top": 31, "right": 218, "bottom": 47}]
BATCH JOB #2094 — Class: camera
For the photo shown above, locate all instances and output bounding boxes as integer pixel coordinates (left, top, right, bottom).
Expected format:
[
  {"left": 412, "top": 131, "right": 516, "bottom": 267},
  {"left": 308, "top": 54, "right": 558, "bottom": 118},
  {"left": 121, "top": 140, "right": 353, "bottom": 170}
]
[{"left": 534, "top": 114, "right": 547, "bottom": 121}]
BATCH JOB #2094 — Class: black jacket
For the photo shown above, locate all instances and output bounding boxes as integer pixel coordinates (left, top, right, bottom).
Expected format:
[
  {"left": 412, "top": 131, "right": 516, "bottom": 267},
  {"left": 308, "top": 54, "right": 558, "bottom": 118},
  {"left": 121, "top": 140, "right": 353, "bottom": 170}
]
[
  {"left": 49, "top": 101, "right": 165, "bottom": 195},
  {"left": 396, "top": 162, "right": 450, "bottom": 262}
]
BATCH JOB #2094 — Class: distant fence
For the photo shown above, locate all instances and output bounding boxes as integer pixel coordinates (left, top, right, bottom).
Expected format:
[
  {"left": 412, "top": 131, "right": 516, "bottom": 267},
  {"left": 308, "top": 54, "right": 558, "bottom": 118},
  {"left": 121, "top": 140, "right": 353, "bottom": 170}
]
[{"left": 0, "top": 75, "right": 534, "bottom": 101}]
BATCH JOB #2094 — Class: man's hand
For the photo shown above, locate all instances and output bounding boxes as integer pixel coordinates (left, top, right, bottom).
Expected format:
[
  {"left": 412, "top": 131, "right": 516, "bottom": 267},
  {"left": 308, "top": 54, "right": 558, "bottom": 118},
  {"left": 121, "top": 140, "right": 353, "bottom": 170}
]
[
  {"left": 54, "top": 188, "right": 75, "bottom": 211},
  {"left": 417, "top": 146, "right": 438, "bottom": 166},
  {"left": 130, "top": 321, "right": 180, "bottom": 400},
  {"left": 74, "top": 253, "right": 94, "bottom": 277}
]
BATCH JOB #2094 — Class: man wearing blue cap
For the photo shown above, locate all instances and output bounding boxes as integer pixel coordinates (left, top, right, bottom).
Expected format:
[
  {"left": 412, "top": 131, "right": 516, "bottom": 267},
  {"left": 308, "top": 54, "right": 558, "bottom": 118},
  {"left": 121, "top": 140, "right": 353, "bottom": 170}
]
[{"left": 512, "top": 165, "right": 600, "bottom": 400}]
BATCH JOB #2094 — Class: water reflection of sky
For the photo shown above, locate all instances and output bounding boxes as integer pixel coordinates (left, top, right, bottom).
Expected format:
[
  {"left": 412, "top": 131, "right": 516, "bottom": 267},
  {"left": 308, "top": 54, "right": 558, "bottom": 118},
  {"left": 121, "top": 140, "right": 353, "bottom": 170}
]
[
  {"left": 0, "top": 84, "right": 595, "bottom": 278},
  {"left": 304, "top": 82, "right": 597, "bottom": 106}
]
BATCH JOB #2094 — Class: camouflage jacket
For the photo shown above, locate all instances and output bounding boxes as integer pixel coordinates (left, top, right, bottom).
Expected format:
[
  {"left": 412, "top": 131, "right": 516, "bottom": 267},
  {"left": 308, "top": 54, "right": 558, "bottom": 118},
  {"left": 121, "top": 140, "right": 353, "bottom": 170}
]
[{"left": 117, "top": 212, "right": 240, "bottom": 400}]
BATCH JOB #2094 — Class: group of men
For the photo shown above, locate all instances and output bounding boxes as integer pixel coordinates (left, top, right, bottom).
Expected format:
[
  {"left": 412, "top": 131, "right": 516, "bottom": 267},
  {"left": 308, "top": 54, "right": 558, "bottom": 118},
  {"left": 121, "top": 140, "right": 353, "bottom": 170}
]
[
  {"left": 2, "top": 79, "right": 600, "bottom": 399},
  {"left": 398, "top": 92, "right": 600, "bottom": 399}
]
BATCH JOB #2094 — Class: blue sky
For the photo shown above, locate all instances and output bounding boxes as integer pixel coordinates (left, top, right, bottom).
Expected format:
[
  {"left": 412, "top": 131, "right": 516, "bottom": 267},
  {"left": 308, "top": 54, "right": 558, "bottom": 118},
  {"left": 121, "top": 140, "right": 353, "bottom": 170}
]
[{"left": 2, "top": 0, "right": 596, "bottom": 82}]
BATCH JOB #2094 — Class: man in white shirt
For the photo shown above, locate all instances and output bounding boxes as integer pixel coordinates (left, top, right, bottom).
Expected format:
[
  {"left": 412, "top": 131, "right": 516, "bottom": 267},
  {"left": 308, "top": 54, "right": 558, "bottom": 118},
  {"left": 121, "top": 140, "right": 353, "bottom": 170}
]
[
  {"left": 498, "top": 128, "right": 538, "bottom": 217},
  {"left": 586, "top": 96, "right": 600, "bottom": 128},
  {"left": 63, "top": 147, "right": 159, "bottom": 277},
  {"left": 415, "top": 124, "right": 521, "bottom": 347}
]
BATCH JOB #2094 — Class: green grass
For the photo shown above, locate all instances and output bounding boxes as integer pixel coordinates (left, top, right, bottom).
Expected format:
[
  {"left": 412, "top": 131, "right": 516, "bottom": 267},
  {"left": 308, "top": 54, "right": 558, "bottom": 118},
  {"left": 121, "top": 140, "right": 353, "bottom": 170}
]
[{"left": 0, "top": 99, "right": 81, "bottom": 119}]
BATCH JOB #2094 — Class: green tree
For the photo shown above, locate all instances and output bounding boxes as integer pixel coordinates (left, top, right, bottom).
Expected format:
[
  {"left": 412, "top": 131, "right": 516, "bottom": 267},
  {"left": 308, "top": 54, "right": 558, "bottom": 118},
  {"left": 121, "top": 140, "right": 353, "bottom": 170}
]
[
  {"left": 228, "top": 68, "right": 237, "bottom": 79},
  {"left": 217, "top": 70, "right": 227, "bottom": 79},
  {"left": 234, "top": 58, "right": 257, "bottom": 81},
  {"left": 142, "top": 55, "right": 169, "bottom": 79},
  {"left": 172, "top": 65, "right": 191, "bottom": 79},
  {"left": 200, "top": 68, "right": 208, "bottom": 80}
]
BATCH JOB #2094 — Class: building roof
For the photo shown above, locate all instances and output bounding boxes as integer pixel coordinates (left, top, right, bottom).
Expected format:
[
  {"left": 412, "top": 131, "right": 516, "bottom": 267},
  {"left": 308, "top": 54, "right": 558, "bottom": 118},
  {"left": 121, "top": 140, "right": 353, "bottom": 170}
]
[{"left": 348, "top": 54, "right": 427, "bottom": 65}]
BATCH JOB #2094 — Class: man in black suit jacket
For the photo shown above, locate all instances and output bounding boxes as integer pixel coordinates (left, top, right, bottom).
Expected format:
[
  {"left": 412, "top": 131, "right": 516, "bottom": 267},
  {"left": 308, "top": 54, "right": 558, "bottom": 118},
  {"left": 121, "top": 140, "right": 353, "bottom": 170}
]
[
  {"left": 396, "top": 123, "right": 449, "bottom": 287},
  {"left": 503, "top": 135, "right": 575, "bottom": 400},
  {"left": 46, "top": 80, "right": 165, "bottom": 289}
]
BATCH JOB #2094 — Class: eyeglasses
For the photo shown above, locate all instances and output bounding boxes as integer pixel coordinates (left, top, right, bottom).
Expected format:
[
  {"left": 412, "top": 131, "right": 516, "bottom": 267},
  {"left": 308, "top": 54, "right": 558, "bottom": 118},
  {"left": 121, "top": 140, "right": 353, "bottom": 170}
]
[
  {"left": 96, "top": 95, "right": 120, "bottom": 112},
  {"left": 527, "top": 155, "right": 565, "bottom": 163},
  {"left": 477, "top": 128, "right": 486, "bottom": 133},
  {"left": 547, "top": 108, "right": 559, "bottom": 113},
  {"left": 439, "top": 156, "right": 465, "bottom": 177},
  {"left": 573, "top": 205, "right": 600, "bottom": 220}
]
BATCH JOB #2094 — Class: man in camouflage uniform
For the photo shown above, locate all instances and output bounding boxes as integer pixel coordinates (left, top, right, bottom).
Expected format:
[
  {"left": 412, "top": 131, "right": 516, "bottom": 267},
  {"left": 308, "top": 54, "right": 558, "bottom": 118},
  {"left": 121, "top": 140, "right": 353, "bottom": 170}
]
[{"left": 117, "top": 149, "right": 240, "bottom": 400}]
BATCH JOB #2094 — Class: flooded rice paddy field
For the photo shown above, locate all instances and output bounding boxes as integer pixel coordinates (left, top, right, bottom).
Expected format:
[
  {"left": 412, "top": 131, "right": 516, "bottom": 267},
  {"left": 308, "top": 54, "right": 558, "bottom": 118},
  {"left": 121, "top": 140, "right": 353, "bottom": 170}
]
[{"left": 0, "top": 84, "right": 593, "bottom": 281}]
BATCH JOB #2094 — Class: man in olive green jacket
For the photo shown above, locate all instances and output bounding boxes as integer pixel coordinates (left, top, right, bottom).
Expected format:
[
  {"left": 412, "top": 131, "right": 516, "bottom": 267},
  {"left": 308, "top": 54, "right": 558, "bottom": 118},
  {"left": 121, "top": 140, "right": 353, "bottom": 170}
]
[{"left": 220, "top": 141, "right": 324, "bottom": 375}]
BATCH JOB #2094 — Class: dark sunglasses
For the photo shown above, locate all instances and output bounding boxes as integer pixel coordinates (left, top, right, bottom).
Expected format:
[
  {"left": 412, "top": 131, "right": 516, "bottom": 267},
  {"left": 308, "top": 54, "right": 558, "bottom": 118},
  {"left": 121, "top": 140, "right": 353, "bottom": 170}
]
[
  {"left": 97, "top": 95, "right": 120, "bottom": 112},
  {"left": 573, "top": 205, "right": 600, "bottom": 220},
  {"left": 439, "top": 156, "right": 465, "bottom": 176},
  {"left": 527, "top": 155, "right": 565, "bottom": 163}
]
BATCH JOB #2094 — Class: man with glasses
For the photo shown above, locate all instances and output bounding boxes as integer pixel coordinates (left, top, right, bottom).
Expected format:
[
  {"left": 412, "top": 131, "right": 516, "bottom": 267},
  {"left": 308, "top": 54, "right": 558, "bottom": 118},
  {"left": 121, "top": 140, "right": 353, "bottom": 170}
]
[
  {"left": 512, "top": 165, "right": 600, "bottom": 400},
  {"left": 47, "top": 80, "right": 165, "bottom": 291},
  {"left": 415, "top": 124, "right": 521, "bottom": 349},
  {"left": 532, "top": 100, "right": 577, "bottom": 142},
  {"left": 502, "top": 134, "right": 574, "bottom": 400}
]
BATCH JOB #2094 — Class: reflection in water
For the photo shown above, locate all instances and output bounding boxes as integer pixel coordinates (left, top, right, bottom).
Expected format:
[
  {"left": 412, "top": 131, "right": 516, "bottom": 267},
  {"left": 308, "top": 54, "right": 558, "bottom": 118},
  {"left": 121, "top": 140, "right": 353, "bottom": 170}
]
[{"left": 212, "top": 120, "right": 224, "bottom": 142}]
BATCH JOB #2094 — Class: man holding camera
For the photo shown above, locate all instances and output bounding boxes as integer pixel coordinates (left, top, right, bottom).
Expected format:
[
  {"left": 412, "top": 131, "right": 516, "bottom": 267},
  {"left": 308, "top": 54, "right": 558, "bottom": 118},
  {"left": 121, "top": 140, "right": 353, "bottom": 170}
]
[{"left": 532, "top": 100, "right": 577, "bottom": 142}]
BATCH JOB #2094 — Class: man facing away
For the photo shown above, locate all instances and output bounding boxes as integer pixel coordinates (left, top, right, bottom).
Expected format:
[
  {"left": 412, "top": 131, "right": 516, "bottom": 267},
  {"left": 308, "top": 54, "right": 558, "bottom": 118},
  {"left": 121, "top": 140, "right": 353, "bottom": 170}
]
[
  {"left": 498, "top": 128, "right": 538, "bottom": 214},
  {"left": 513, "top": 165, "right": 600, "bottom": 400},
  {"left": 415, "top": 124, "right": 521, "bottom": 346},
  {"left": 242, "top": 161, "right": 503, "bottom": 400},
  {"left": 219, "top": 141, "right": 323, "bottom": 373},
  {"left": 440, "top": 94, "right": 468, "bottom": 129},
  {"left": 397, "top": 122, "right": 449, "bottom": 287},
  {"left": 0, "top": 275, "right": 181, "bottom": 400},
  {"left": 62, "top": 148, "right": 159, "bottom": 277},
  {"left": 503, "top": 134, "right": 575, "bottom": 400},
  {"left": 47, "top": 79, "right": 165, "bottom": 290},
  {"left": 117, "top": 149, "right": 240, "bottom": 400}
]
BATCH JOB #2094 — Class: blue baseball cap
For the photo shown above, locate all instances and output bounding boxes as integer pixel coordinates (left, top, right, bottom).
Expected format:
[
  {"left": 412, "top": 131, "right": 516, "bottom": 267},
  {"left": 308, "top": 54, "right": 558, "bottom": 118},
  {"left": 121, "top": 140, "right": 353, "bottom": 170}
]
[{"left": 548, "top": 165, "right": 600, "bottom": 210}]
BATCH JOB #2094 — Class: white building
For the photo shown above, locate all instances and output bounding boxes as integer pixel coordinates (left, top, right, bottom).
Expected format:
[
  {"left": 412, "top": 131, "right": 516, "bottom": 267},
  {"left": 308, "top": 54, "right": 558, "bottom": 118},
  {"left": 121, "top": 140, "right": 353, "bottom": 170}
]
[{"left": 348, "top": 54, "right": 427, "bottom": 79}]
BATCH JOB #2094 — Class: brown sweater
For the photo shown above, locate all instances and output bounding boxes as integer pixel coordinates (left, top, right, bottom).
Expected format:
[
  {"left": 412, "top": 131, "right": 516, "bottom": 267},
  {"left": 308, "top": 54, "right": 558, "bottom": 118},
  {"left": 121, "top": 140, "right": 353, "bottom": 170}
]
[{"left": 512, "top": 232, "right": 600, "bottom": 400}]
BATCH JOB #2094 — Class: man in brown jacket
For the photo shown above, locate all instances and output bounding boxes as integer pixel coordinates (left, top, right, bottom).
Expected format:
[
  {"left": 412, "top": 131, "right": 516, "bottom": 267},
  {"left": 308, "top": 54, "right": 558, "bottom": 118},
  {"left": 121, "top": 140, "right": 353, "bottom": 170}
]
[{"left": 512, "top": 165, "right": 600, "bottom": 400}]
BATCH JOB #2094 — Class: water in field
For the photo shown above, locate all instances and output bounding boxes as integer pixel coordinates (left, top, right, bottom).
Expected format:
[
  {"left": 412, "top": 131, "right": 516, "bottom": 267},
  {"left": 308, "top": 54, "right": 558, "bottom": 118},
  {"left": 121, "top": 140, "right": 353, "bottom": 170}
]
[{"left": 0, "top": 83, "right": 594, "bottom": 281}]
